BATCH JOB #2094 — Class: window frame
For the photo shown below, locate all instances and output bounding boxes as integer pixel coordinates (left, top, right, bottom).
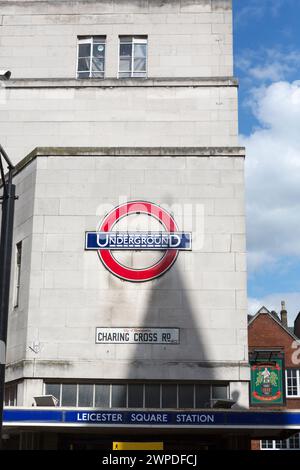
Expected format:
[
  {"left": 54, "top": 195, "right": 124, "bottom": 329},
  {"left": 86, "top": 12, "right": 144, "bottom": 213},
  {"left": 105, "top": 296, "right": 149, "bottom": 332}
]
[
  {"left": 285, "top": 369, "right": 300, "bottom": 397},
  {"left": 4, "top": 383, "right": 18, "bottom": 407},
  {"left": 118, "top": 36, "right": 148, "bottom": 79},
  {"left": 43, "top": 382, "right": 229, "bottom": 410},
  {"left": 14, "top": 241, "right": 22, "bottom": 309},
  {"left": 77, "top": 36, "right": 106, "bottom": 79},
  {"left": 261, "top": 433, "right": 300, "bottom": 450}
]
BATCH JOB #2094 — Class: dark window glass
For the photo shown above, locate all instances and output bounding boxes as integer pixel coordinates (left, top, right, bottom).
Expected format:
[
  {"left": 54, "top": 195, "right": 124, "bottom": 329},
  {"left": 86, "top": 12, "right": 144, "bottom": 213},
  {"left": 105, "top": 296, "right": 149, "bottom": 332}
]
[
  {"left": 78, "top": 43, "right": 91, "bottom": 57},
  {"left": 78, "top": 58, "right": 90, "bottom": 72},
  {"left": 120, "top": 43, "right": 132, "bottom": 57},
  {"left": 78, "top": 384, "right": 93, "bottom": 407},
  {"left": 61, "top": 384, "right": 77, "bottom": 406},
  {"left": 178, "top": 384, "right": 194, "bottom": 408},
  {"left": 145, "top": 384, "right": 160, "bottom": 408},
  {"left": 195, "top": 385, "right": 210, "bottom": 408},
  {"left": 111, "top": 384, "right": 127, "bottom": 408},
  {"left": 261, "top": 440, "right": 273, "bottom": 449},
  {"left": 128, "top": 384, "right": 144, "bottom": 408},
  {"left": 77, "top": 37, "right": 105, "bottom": 79},
  {"left": 275, "top": 439, "right": 287, "bottom": 449},
  {"left": 45, "top": 383, "right": 60, "bottom": 403},
  {"left": 162, "top": 384, "right": 177, "bottom": 408},
  {"left": 77, "top": 72, "right": 90, "bottom": 79},
  {"left": 212, "top": 385, "right": 228, "bottom": 400},
  {"left": 95, "top": 385, "right": 110, "bottom": 408},
  {"left": 289, "top": 433, "right": 300, "bottom": 449}
]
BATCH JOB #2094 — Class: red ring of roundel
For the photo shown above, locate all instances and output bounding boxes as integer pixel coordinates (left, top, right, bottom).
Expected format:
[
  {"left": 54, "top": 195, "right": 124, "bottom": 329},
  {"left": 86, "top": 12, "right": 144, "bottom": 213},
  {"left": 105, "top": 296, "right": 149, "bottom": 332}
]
[{"left": 98, "top": 201, "right": 179, "bottom": 282}]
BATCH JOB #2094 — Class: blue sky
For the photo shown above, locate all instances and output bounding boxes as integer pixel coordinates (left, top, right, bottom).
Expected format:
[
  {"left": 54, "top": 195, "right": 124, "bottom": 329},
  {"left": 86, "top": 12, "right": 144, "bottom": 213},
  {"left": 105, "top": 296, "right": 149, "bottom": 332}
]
[{"left": 233, "top": 0, "right": 300, "bottom": 323}]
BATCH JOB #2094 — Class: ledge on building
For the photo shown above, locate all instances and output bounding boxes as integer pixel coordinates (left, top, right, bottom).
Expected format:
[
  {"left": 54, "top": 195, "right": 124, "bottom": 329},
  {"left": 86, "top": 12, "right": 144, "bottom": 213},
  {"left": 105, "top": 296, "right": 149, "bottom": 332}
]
[
  {"left": 13, "top": 146, "right": 246, "bottom": 176},
  {"left": 4, "top": 77, "right": 239, "bottom": 89}
]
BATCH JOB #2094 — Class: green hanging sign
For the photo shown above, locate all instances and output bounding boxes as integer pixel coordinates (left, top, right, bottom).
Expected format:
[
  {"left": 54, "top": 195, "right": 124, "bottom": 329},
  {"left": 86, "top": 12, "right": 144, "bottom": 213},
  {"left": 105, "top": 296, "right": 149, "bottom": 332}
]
[{"left": 250, "top": 359, "right": 284, "bottom": 405}]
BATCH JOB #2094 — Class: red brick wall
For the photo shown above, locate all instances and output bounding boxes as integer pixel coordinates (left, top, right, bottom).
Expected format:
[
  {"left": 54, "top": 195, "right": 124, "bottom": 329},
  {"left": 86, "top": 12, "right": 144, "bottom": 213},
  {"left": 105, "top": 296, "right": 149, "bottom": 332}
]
[
  {"left": 249, "top": 313, "right": 300, "bottom": 450},
  {"left": 251, "top": 440, "right": 260, "bottom": 450},
  {"left": 248, "top": 313, "right": 298, "bottom": 368}
]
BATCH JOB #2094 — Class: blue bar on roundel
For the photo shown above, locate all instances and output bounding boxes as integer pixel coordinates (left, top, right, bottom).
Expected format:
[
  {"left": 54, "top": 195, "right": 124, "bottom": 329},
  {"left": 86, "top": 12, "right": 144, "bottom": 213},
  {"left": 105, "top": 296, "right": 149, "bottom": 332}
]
[{"left": 85, "top": 232, "right": 192, "bottom": 251}]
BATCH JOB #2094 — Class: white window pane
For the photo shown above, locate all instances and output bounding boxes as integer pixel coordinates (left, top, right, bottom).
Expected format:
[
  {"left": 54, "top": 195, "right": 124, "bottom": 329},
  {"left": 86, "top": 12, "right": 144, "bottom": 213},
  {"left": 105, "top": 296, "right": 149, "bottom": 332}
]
[
  {"left": 134, "top": 44, "right": 147, "bottom": 58},
  {"left": 78, "top": 43, "right": 91, "bottom": 57},
  {"left": 92, "top": 58, "right": 104, "bottom": 72},
  {"left": 120, "top": 58, "right": 131, "bottom": 72},
  {"left": 78, "top": 58, "right": 90, "bottom": 72},
  {"left": 134, "top": 58, "right": 146, "bottom": 72}
]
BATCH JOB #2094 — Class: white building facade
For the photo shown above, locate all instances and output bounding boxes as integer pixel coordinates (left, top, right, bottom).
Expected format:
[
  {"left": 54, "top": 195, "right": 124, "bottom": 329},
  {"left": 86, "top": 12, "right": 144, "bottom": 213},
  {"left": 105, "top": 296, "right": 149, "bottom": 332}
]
[{"left": 1, "top": 0, "right": 249, "bottom": 450}]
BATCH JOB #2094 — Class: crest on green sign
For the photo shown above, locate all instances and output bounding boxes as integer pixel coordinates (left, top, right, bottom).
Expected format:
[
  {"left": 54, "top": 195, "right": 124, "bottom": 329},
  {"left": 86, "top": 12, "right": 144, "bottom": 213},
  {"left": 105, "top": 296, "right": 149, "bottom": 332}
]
[{"left": 250, "top": 359, "right": 284, "bottom": 405}]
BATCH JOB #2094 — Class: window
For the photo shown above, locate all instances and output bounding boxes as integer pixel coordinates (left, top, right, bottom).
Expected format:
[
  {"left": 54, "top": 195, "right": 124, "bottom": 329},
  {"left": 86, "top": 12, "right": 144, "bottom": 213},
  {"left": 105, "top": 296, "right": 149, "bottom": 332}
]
[
  {"left": 195, "top": 385, "right": 211, "bottom": 408},
  {"left": 162, "top": 384, "right": 177, "bottom": 409},
  {"left": 261, "top": 434, "right": 300, "bottom": 450},
  {"left": 119, "top": 36, "right": 147, "bottom": 78},
  {"left": 44, "top": 382, "right": 229, "bottom": 409},
  {"left": 111, "top": 384, "right": 127, "bottom": 408},
  {"left": 61, "top": 384, "right": 77, "bottom": 407},
  {"left": 14, "top": 241, "right": 22, "bottom": 308},
  {"left": 45, "top": 383, "right": 61, "bottom": 404},
  {"left": 128, "top": 384, "right": 143, "bottom": 408},
  {"left": 145, "top": 384, "right": 160, "bottom": 408},
  {"left": 4, "top": 383, "right": 17, "bottom": 406},
  {"left": 178, "top": 384, "right": 194, "bottom": 408},
  {"left": 286, "top": 369, "right": 300, "bottom": 397},
  {"left": 78, "top": 384, "right": 93, "bottom": 407},
  {"left": 77, "top": 36, "right": 106, "bottom": 79},
  {"left": 95, "top": 384, "right": 110, "bottom": 408},
  {"left": 212, "top": 385, "right": 228, "bottom": 400}
]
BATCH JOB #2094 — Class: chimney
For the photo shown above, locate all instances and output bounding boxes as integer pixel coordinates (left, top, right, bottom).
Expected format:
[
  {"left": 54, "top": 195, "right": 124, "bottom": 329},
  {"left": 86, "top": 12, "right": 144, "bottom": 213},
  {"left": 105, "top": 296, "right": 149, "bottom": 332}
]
[
  {"left": 294, "top": 312, "right": 300, "bottom": 339},
  {"left": 280, "top": 300, "right": 288, "bottom": 327}
]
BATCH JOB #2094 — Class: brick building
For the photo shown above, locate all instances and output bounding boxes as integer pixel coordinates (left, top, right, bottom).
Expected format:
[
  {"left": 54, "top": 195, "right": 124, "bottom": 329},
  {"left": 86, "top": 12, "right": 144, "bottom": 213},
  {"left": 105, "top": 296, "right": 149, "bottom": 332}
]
[{"left": 248, "top": 303, "right": 300, "bottom": 450}]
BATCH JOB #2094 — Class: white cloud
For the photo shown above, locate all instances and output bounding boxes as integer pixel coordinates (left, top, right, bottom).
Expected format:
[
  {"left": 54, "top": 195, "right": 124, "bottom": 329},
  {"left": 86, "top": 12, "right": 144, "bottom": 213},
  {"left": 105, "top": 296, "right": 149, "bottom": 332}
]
[
  {"left": 249, "top": 293, "right": 300, "bottom": 325},
  {"left": 236, "top": 48, "right": 300, "bottom": 84},
  {"left": 235, "top": 0, "right": 285, "bottom": 24},
  {"left": 242, "top": 81, "right": 300, "bottom": 273}
]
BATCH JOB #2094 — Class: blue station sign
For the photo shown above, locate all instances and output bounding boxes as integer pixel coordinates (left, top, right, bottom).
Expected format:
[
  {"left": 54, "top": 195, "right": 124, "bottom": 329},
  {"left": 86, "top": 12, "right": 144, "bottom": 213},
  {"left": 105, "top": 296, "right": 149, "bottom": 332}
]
[
  {"left": 85, "top": 232, "right": 192, "bottom": 251},
  {"left": 4, "top": 408, "right": 300, "bottom": 429}
]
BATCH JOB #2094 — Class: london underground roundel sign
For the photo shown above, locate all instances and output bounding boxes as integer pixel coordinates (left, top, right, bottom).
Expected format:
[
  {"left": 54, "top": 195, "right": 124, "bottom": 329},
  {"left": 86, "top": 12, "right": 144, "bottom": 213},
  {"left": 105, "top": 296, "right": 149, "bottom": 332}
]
[{"left": 85, "top": 201, "right": 191, "bottom": 282}]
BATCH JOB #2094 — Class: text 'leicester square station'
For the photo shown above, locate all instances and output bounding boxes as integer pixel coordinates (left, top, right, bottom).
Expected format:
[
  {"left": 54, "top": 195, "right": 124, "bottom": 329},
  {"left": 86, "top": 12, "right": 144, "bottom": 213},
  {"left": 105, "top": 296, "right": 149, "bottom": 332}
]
[{"left": 0, "top": 0, "right": 300, "bottom": 451}]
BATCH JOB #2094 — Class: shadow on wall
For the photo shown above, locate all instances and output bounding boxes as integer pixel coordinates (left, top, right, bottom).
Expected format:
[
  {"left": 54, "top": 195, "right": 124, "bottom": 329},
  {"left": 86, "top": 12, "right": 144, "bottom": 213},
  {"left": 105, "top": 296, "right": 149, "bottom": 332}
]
[{"left": 108, "top": 250, "right": 229, "bottom": 410}]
